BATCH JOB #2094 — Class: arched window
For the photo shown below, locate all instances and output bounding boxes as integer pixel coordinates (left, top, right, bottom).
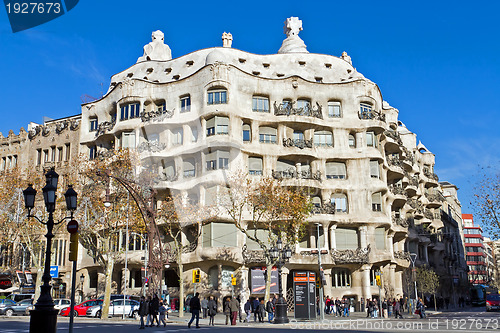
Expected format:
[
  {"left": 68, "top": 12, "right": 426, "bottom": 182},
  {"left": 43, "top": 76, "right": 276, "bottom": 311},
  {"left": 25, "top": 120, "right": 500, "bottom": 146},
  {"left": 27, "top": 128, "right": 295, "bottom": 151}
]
[
  {"left": 243, "top": 123, "right": 251, "bottom": 142},
  {"left": 370, "top": 160, "right": 380, "bottom": 179},
  {"left": 331, "top": 193, "right": 348, "bottom": 213},
  {"left": 207, "top": 88, "right": 227, "bottom": 105},
  {"left": 348, "top": 134, "right": 356, "bottom": 148},
  {"left": 372, "top": 192, "right": 382, "bottom": 212},
  {"left": 248, "top": 156, "right": 263, "bottom": 175},
  {"left": 180, "top": 94, "right": 191, "bottom": 112}
]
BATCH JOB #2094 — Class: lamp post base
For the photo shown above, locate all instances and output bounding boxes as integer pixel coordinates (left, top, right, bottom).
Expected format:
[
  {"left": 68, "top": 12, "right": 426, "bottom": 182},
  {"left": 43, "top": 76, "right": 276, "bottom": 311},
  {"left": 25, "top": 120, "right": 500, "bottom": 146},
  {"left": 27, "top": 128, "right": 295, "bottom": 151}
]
[
  {"left": 30, "top": 308, "right": 58, "bottom": 333},
  {"left": 274, "top": 299, "right": 289, "bottom": 324}
]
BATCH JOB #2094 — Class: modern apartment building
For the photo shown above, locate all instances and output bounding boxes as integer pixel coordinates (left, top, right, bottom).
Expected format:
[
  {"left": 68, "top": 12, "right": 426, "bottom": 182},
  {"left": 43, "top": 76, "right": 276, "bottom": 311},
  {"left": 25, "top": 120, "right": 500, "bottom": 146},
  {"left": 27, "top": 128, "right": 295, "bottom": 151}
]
[{"left": 462, "top": 214, "right": 488, "bottom": 285}]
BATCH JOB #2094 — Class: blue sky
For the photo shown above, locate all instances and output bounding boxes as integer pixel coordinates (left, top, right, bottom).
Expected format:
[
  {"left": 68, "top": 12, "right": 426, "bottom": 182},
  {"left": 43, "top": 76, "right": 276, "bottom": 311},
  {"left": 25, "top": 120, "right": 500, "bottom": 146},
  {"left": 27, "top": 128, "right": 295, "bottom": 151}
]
[{"left": 0, "top": 0, "right": 499, "bottom": 218}]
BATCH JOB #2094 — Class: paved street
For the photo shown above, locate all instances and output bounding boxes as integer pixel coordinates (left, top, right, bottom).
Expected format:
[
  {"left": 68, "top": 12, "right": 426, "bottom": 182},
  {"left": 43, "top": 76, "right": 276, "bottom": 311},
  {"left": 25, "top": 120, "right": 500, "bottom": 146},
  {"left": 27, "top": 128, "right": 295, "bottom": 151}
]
[{"left": 0, "top": 308, "right": 498, "bottom": 333}]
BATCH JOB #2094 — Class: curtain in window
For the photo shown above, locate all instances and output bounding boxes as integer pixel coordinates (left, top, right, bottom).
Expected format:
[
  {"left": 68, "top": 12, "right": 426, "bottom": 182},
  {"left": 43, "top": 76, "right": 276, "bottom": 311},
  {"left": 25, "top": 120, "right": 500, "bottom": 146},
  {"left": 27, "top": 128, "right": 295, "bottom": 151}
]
[
  {"left": 335, "top": 228, "right": 358, "bottom": 250},
  {"left": 375, "top": 227, "right": 385, "bottom": 249}
]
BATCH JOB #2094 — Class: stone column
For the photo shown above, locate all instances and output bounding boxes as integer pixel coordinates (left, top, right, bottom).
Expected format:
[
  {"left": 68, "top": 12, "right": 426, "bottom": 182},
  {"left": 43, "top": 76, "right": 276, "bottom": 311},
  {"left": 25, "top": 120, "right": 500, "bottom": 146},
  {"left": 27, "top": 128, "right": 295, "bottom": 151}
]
[
  {"left": 121, "top": 267, "right": 130, "bottom": 294},
  {"left": 359, "top": 226, "right": 368, "bottom": 249},
  {"left": 321, "top": 222, "right": 329, "bottom": 249},
  {"left": 240, "top": 266, "right": 250, "bottom": 305},
  {"left": 389, "top": 264, "right": 396, "bottom": 298},
  {"left": 388, "top": 234, "right": 394, "bottom": 259},
  {"left": 309, "top": 225, "right": 315, "bottom": 249},
  {"left": 361, "top": 264, "right": 372, "bottom": 301},
  {"left": 330, "top": 225, "right": 337, "bottom": 250}
]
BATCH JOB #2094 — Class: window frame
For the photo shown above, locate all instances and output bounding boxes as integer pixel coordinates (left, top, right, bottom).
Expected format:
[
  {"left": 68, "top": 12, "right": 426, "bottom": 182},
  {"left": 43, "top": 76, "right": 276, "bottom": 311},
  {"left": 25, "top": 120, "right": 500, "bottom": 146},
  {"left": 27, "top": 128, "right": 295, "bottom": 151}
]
[
  {"left": 207, "top": 89, "right": 227, "bottom": 105},
  {"left": 328, "top": 101, "right": 342, "bottom": 118},
  {"left": 252, "top": 96, "right": 270, "bottom": 112},
  {"left": 180, "top": 95, "right": 191, "bottom": 112}
]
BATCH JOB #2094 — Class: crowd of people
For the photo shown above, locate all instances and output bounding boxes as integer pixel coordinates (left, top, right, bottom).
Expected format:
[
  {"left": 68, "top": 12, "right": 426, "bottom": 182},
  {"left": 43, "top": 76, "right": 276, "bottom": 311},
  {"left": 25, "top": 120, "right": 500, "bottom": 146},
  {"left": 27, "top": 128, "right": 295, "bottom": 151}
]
[{"left": 137, "top": 293, "right": 169, "bottom": 329}]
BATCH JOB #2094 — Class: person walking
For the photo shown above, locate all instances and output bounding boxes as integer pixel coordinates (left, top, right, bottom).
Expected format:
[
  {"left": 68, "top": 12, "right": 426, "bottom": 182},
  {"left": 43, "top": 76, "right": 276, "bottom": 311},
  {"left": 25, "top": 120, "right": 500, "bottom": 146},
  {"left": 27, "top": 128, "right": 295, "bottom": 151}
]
[
  {"left": 244, "top": 299, "right": 252, "bottom": 323},
  {"left": 145, "top": 296, "right": 153, "bottom": 327},
  {"left": 207, "top": 296, "right": 217, "bottom": 326},
  {"left": 188, "top": 292, "right": 201, "bottom": 328},
  {"left": 394, "top": 297, "right": 404, "bottom": 319},
  {"left": 201, "top": 297, "right": 208, "bottom": 319},
  {"left": 224, "top": 297, "right": 231, "bottom": 325},
  {"left": 138, "top": 296, "right": 148, "bottom": 329},
  {"left": 342, "top": 298, "right": 350, "bottom": 317},
  {"left": 417, "top": 298, "right": 426, "bottom": 319},
  {"left": 366, "top": 298, "right": 372, "bottom": 318},
  {"left": 159, "top": 301, "right": 167, "bottom": 327},
  {"left": 335, "top": 298, "right": 341, "bottom": 317},
  {"left": 265, "top": 298, "right": 274, "bottom": 323},
  {"left": 149, "top": 294, "right": 160, "bottom": 327},
  {"left": 382, "top": 299, "right": 388, "bottom": 318},
  {"left": 229, "top": 296, "right": 240, "bottom": 325},
  {"left": 252, "top": 298, "right": 260, "bottom": 322}
]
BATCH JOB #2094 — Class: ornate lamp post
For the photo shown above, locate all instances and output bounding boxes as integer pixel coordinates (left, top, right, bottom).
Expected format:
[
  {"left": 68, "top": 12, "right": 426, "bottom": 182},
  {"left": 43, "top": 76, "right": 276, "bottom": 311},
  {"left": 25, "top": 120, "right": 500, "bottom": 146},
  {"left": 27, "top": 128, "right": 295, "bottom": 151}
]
[
  {"left": 23, "top": 168, "right": 77, "bottom": 333},
  {"left": 269, "top": 237, "right": 292, "bottom": 324}
]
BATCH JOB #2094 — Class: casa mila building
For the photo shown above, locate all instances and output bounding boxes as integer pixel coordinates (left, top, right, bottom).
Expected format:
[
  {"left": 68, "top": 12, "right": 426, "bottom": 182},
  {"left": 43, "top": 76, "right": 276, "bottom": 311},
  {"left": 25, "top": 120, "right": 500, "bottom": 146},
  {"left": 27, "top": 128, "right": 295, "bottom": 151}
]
[{"left": 0, "top": 17, "right": 467, "bottom": 309}]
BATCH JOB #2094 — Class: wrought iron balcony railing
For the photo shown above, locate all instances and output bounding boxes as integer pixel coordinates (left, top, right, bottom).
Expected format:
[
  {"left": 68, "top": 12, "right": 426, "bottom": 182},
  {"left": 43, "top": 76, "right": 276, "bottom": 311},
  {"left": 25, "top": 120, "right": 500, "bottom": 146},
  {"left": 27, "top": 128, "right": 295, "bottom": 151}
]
[
  {"left": 283, "top": 138, "right": 313, "bottom": 149},
  {"left": 273, "top": 101, "right": 323, "bottom": 119}
]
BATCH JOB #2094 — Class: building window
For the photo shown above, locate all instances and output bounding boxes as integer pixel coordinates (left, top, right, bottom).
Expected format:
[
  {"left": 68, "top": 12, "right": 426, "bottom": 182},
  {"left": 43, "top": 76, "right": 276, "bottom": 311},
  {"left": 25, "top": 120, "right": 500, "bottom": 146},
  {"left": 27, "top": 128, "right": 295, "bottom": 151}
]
[
  {"left": 183, "top": 158, "right": 196, "bottom": 178},
  {"left": 120, "top": 103, "right": 140, "bottom": 121},
  {"left": 252, "top": 96, "right": 270, "bottom": 112},
  {"left": 293, "top": 130, "right": 304, "bottom": 141},
  {"left": 360, "top": 103, "right": 373, "bottom": 117},
  {"left": 259, "top": 127, "right": 277, "bottom": 143},
  {"left": 335, "top": 228, "right": 358, "bottom": 250},
  {"left": 65, "top": 144, "right": 71, "bottom": 161},
  {"left": 205, "top": 150, "right": 230, "bottom": 170},
  {"left": 171, "top": 128, "right": 183, "bottom": 146},
  {"left": 180, "top": 95, "right": 191, "bottom": 112},
  {"left": 372, "top": 192, "right": 382, "bottom": 212},
  {"left": 331, "top": 193, "right": 348, "bottom": 213},
  {"left": 50, "top": 146, "right": 56, "bottom": 162},
  {"left": 89, "top": 146, "right": 97, "bottom": 160},
  {"left": 370, "top": 160, "right": 380, "bottom": 179},
  {"left": 206, "top": 116, "right": 229, "bottom": 136},
  {"left": 348, "top": 134, "right": 356, "bottom": 148},
  {"left": 375, "top": 227, "right": 385, "bottom": 249},
  {"left": 326, "top": 162, "right": 346, "bottom": 179},
  {"left": 246, "top": 229, "right": 270, "bottom": 250},
  {"left": 121, "top": 132, "right": 136, "bottom": 149},
  {"left": 191, "top": 127, "right": 198, "bottom": 142},
  {"left": 366, "top": 131, "right": 377, "bottom": 147},
  {"left": 89, "top": 118, "right": 98, "bottom": 132},
  {"left": 207, "top": 89, "right": 227, "bottom": 105},
  {"left": 36, "top": 149, "right": 42, "bottom": 165},
  {"left": 314, "top": 131, "right": 333, "bottom": 147},
  {"left": 248, "top": 156, "right": 263, "bottom": 175},
  {"left": 328, "top": 101, "right": 342, "bottom": 118},
  {"left": 202, "top": 222, "right": 238, "bottom": 247},
  {"left": 57, "top": 147, "right": 63, "bottom": 162},
  {"left": 243, "top": 123, "right": 251, "bottom": 142},
  {"left": 297, "top": 99, "right": 311, "bottom": 110},
  {"left": 332, "top": 269, "right": 351, "bottom": 288},
  {"left": 43, "top": 149, "right": 49, "bottom": 163}
]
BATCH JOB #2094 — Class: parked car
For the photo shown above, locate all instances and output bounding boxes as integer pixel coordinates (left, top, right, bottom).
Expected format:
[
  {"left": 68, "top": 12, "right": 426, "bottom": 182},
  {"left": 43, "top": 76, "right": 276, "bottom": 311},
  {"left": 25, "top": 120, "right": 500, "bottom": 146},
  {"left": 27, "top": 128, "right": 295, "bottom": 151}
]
[
  {"left": 53, "top": 299, "right": 71, "bottom": 310},
  {"left": 86, "top": 299, "right": 140, "bottom": 318},
  {"left": 486, "top": 294, "right": 500, "bottom": 312},
  {"left": 0, "top": 298, "right": 33, "bottom": 316},
  {"left": 5, "top": 294, "right": 34, "bottom": 303},
  {"left": 97, "top": 294, "right": 141, "bottom": 302},
  {"left": 59, "top": 299, "right": 103, "bottom": 317},
  {"left": 0, "top": 299, "right": 17, "bottom": 315}
]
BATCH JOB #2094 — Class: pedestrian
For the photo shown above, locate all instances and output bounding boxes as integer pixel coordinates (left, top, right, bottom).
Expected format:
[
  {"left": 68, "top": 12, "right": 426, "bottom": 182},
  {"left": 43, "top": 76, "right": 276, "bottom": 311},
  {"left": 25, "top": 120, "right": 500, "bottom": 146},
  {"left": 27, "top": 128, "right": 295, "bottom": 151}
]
[
  {"left": 229, "top": 296, "right": 240, "bottom": 325},
  {"left": 394, "top": 297, "right": 404, "bottom": 319},
  {"left": 388, "top": 298, "right": 393, "bottom": 317},
  {"left": 224, "top": 297, "right": 232, "bottom": 325},
  {"left": 244, "top": 299, "right": 252, "bottom": 323},
  {"left": 335, "top": 298, "right": 342, "bottom": 317},
  {"left": 325, "top": 296, "right": 331, "bottom": 314},
  {"left": 207, "top": 296, "right": 217, "bottom": 326},
  {"left": 265, "top": 298, "right": 274, "bottom": 323},
  {"left": 366, "top": 298, "right": 372, "bottom": 318},
  {"left": 252, "top": 297, "right": 260, "bottom": 322},
  {"left": 201, "top": 297, "right": 208, "bottom": 319},
  {"left": 138, "top": 296, "right": 148, "bottom": 329},
  {"left": 258, "top": 299, "right": 265, "bottom": 322},
  {"left": 342, "top": 298, "right": 349, "bottom": 317},
  {"left": 382, "top": 299, "right": 388, "bottom": 318},
  {"left": 149, "top": 294, "right": 160, "bottom": 327},
  {"left": 145, "top": 296, "right": 153, "bottom": 327},
  {"left": 159, "top": 301, "right": 167, "bottom": 327},
  {"left": 417, "top": 298, "right": 426, "bottom": 319},
  {"left": 188, "top": 292, "right": 201, "bottom": 328}
]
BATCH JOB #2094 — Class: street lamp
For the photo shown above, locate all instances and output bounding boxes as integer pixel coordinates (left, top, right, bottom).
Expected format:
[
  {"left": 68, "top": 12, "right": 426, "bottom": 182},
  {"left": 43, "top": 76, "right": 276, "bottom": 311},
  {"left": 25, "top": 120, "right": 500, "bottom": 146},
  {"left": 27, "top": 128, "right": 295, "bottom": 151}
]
[
  {"left": 23, "top": 167, "right": 77, "bottom": 333},
  {"left": 409, "top": 252, "right": 418, "bottom": 310},
  {"left": 269, "top": 237, "right": 292, "bottom": 324}
]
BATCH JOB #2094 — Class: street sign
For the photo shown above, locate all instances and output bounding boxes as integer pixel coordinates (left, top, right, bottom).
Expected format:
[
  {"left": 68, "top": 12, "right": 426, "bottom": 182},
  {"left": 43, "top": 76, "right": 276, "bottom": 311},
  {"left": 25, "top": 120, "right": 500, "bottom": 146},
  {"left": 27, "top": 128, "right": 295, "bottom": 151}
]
[
  {"left": 49, "top": 266, "right": 58, "bottom": 278},
  {"left": 293, "top": 271, "right": 316, "bottom": 320},
  {"left": 67, "top": 220, "right": 78, "bottom": 234}
]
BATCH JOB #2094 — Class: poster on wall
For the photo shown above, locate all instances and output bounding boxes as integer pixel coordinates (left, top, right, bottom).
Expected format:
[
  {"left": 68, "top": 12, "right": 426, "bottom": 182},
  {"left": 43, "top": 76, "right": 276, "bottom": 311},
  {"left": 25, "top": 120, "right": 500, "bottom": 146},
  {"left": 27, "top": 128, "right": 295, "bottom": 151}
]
[{"left": 250, "top": 267, "right": 278, "bottom": 294}]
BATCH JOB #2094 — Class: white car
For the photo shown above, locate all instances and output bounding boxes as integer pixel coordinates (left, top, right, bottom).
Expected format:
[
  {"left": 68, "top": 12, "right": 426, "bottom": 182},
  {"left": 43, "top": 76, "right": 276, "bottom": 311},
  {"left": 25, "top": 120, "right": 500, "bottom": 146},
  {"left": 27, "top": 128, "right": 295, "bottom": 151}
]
[
  {"left": 53, "top": 299, "right": 71, "bottom": 311},
  {"left": 86, "top": 299, "right": 140, "bottom": 318}
]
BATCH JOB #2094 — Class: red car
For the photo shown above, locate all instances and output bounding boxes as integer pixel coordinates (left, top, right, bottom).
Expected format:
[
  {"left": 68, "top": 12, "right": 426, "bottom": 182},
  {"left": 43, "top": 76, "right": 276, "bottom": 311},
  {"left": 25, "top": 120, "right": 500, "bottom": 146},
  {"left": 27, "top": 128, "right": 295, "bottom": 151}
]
[
  {"left": 486, "top": 294, "right": 500, "bottom": 312},
  {"left": 59, "top": 299, "right": 103, "bottom": 317}
]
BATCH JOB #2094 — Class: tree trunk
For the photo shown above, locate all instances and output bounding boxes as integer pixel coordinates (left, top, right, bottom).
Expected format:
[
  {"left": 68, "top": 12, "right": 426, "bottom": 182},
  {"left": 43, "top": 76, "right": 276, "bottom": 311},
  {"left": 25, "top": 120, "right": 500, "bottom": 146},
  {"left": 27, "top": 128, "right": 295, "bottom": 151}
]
[
  {"left": 178, "top": 261, "right": 184, "bottom": 317},
  {"left": 264, "top": 262, "right": 273, "bottom": 302},
  {"left": 433, "top": 293, "right": 437, "bottom": 311},
  {"left": 101, "top": 257, "right": 114, "bottom": 319}
]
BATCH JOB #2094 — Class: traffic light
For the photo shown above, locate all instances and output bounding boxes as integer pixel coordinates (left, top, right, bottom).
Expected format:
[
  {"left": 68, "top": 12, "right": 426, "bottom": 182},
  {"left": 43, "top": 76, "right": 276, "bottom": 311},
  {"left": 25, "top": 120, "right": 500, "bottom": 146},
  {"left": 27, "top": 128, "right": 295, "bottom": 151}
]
[
  {"left": 68, "top": 233, "right": 79, "bottom": 262},
  {"left": 192, "top": 269, "right": 200, "bottom": 283},
  {"left": 231, "top": 274, "right": 236, "bottom": 286}
]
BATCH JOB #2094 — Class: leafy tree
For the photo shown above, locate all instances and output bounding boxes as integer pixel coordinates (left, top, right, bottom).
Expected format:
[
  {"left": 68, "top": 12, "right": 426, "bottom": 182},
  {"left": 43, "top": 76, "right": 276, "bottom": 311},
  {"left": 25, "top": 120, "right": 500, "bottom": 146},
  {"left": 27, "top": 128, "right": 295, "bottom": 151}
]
[
  {"left": 157, "top": 194, "right": 213, "bottom": 317},
  {"left": 473, "top": 166, "right": 500, "bottom": 239},
  {"left": 416, "top": 266, "right": 440, "bottom": 310},
  {"left": 221, "top": 172, "right": 311, "bottom": 301}
]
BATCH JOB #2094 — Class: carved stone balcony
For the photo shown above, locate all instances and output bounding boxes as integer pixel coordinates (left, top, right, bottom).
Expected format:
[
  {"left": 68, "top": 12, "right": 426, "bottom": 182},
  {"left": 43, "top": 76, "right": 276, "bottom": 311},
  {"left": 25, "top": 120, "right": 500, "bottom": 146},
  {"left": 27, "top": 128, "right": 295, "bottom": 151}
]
[
  {"left": 311, "top": 202, "right": 336, "bottom": 215},
  {"left": 331, "top": 245, "right": 370, "bottom": 264},
  {"left": 95, "top": 118, "right": 116, "bottom": 137},
  {"left": 389, "top": 184, "right": 406, "bottom": 196},
  {"left": 283, "top": 138, "right": 313, "bottom": 149},
  {"left": 272, "top": 168, "right": 321, "bottom": 181},
  {"left": 137, "top": 141, "right": 167, "bottom": 153},
  {"left": 387, "top": 155, "right": 403, "bottom": 169},
  {"left": 401, "top": 146, "right": 414, "bottom": 164},
  {"left": 394, "top": 251, "right": 411, "bottom": 261},
  {"left": 383, "top": 130, "right": 403, "bottom": 145},
  {"left": 393, "top": 216, "right": 409, "bottom": 227},
  {"left": 358, "top": 110, "right": 386, "bottom": 122},
  {"left": 140, "top": 108, "right": 174, "bottom": 122},
  {"left": 273, "top": 101, "right": 323, "bottom": 119},
  {"left": 407, "top": 198, "right": 424, "bottom": 214},
  {"left": 242, "top": 245, "right": 266, "bottom": 264},
  {"left": 423, "top": 169, "right": 439, "bottom": 181}
]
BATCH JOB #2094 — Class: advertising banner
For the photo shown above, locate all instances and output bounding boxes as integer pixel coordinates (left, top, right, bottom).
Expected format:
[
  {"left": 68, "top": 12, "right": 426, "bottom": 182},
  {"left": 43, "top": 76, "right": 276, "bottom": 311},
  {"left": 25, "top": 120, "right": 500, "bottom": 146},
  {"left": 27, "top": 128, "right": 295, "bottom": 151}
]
[{"left": 250, "top": 267, "right": 278, "bottom": 294}]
